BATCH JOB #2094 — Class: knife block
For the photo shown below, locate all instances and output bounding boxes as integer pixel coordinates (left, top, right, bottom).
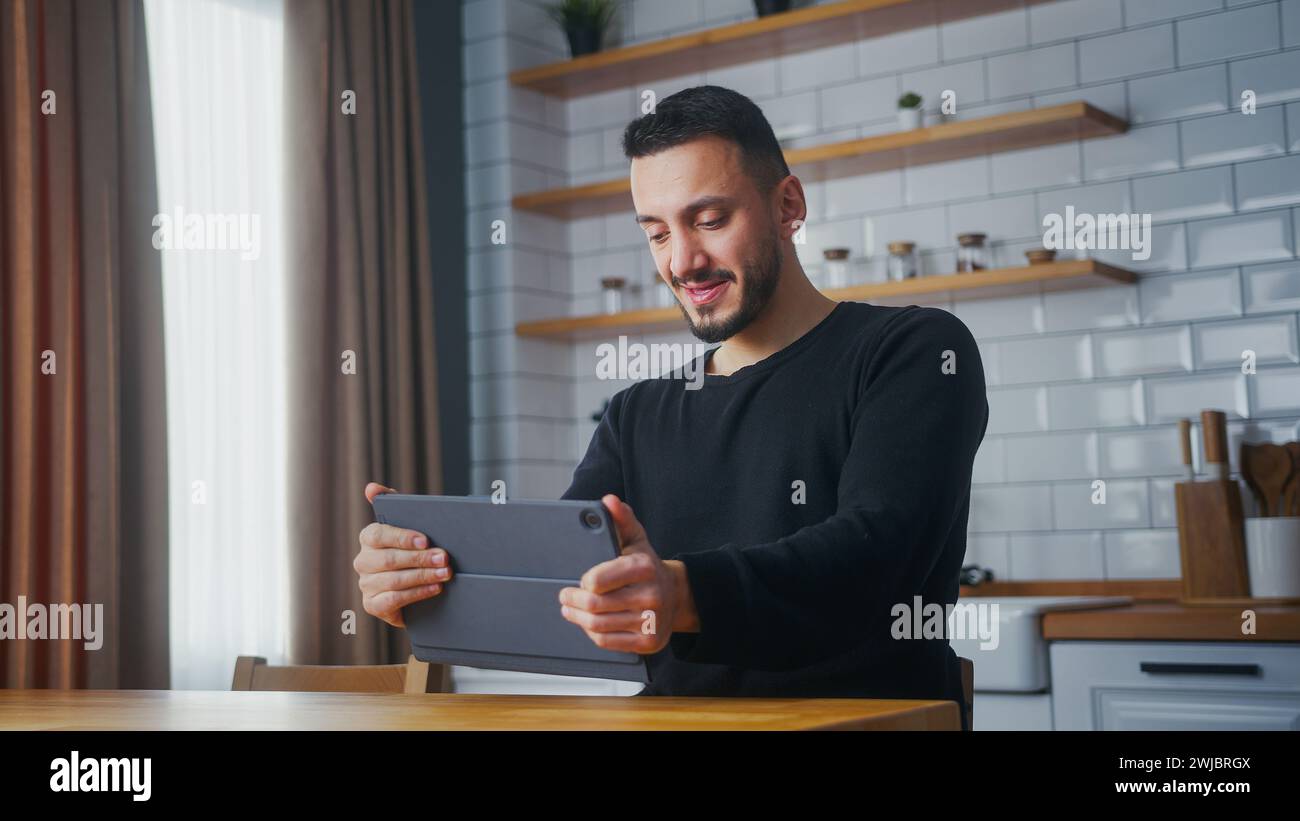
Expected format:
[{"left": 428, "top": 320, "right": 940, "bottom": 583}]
[{"left": 1174, "top": 478, "right": 1250, "bottom": 599}]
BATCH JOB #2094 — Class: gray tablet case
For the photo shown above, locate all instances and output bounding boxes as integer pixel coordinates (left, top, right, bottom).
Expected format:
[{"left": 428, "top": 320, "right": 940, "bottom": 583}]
[{"left": 370, "top": 494, "right": 651, "bottom": 684}]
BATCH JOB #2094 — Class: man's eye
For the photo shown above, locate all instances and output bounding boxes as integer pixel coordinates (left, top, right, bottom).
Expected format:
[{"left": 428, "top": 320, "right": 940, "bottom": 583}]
[
  {"left": 698, "top": 219, "right": 723, "bottom": 229},
  {"left": 650, "top": 233, "right": 668, "bottom": 244}
]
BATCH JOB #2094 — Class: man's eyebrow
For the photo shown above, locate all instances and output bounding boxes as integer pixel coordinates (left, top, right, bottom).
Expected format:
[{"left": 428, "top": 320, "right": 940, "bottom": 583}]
[{"left": 634, "top": 196, "right": 736, "bottom": 225}]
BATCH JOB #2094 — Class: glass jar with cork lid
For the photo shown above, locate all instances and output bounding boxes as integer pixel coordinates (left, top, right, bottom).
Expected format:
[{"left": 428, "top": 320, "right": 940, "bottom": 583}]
[
  {"left": 648, "top": 274, "right": 675, "bottom": 308},
  {"left": 886, "top": 241, "right": 918, "bottom": 281},
  {"left": 822, "top": 247, "right": 851, "bottom": 290},
  {"left": 956, "top": 233, "right": 987, "bottom": 272},
  {"left": 600, "top": 276, "right": 626, "bottom": 314}
]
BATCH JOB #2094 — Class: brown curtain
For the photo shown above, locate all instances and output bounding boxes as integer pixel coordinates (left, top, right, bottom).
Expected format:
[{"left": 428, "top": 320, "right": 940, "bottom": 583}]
[
  {"left": 284, "top": 0, "right": 441, "bottom": 665},
  {"left": 0, "top": 0, "right": 169, "bottom": 689}
]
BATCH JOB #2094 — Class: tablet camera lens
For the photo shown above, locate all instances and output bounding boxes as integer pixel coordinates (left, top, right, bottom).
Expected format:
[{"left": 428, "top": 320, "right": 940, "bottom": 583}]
[{"left": 581, "top": 510, "right": 602, "bottom": 530}]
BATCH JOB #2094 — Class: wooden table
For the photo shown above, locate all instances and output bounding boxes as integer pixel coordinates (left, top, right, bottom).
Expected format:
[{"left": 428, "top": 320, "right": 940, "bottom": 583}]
[{"left": 0, "top": 689, "right": 959, "bottom": 731}]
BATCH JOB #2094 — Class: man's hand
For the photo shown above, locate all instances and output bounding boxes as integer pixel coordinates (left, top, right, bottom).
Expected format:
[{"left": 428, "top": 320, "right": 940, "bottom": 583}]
[
  {"left": 353, "top": 482, "right": 454, "bottom": 628},
  {"left": 558, "top": 494, "right": 698, "bottom": 654}
]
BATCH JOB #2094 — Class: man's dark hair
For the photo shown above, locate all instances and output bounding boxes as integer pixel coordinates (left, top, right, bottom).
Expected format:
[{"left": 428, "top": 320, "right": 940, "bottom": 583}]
[{"left": 621, "top": 85, "right": 790, "bottom": 193}]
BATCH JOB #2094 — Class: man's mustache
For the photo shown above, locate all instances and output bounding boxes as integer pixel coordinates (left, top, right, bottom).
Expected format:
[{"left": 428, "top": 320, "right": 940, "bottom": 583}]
[{"left": 672, "top": 270, "right": 736, "bottom": 288}]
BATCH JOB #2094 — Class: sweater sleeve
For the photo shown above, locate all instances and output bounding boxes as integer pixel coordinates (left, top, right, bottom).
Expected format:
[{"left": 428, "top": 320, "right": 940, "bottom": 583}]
[
  {"left": 668, "top": 307, "right": 989, "bottom": 671},
  {"left": 561, "top": 388, "right": 627, "bottom": 503}
]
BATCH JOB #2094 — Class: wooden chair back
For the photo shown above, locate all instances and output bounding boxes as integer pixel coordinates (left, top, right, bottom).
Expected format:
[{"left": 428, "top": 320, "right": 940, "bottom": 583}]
[{"left": 232, "top": 655, "right": 451, "bottom": 694}]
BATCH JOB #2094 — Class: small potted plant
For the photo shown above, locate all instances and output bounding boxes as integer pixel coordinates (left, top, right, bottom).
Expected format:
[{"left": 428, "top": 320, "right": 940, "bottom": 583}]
[
  {"left": 753, "top": 0, "right": 793, "bottom": 16},
  {"left": 547, "top": 0, "right": 617, "bottom": 58},
  {"left": 897, "top": 91, "right": 923, "bottom": 130}
]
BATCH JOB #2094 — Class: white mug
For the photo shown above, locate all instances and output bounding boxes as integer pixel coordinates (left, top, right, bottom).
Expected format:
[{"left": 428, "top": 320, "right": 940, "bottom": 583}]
[{"left": 1244, "top": 517, "right": 1300, "bottom": 598}]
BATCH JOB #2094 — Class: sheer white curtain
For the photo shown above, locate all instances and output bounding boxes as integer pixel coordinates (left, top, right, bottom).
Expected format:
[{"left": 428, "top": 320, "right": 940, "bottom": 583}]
[{"left": 144, "top": 0, "right": 288, "bottom": 690}]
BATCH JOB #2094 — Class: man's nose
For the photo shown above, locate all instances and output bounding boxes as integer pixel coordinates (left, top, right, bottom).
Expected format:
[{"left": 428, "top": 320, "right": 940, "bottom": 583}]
[{"left": 668, "top": 234, "right": 710, "bottom": 283}]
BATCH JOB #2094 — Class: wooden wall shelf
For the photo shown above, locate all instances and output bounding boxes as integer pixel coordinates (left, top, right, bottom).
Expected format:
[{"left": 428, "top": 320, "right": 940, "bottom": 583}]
[
  {"left": 510, "top": 0, "right": 1045, "bottom": 99},
  {"left": 512, "top": 103, "right": 1127, "bottom": 219},
  {"left": 515, "top": 259, "right": 1138, "bottom": 340}
]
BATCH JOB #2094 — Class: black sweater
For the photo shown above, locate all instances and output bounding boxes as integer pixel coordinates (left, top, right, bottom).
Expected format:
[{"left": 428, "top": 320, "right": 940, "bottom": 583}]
[{"left": 562, "top": 302, "right": 988, "bottom": 720}]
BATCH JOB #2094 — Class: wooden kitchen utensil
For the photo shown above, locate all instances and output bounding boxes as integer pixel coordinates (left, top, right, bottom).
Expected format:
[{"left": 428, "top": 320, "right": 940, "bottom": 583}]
[
  {"left": 1177, "top": 418, "right": 1195, "bottom": 480},
  {"left": 1175, "top": 410, "right": 1250, "bottom": 599},
  {"left": 1240, "top": 442, "right": 1266, "bottom": 513},
  {"left": 1201, "top": 409, "right": 1230, "bottom": 479},
  {"left": 1241, "top": 442, "right": 1292, "bottom": 516}
]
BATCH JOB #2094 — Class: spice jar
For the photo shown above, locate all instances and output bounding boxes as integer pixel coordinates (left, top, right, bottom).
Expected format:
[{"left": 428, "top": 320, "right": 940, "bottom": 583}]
[
  {"left": 886, "top": 241, "right": 918, "bottom": 281},
  {"left": 600, "top": 276, "right": 626, "bottom": 314},
  {"left": 822, "top": 247, "right": 851, "bottom": 289},
  {"left": 649, "top": 275, "right": 675, "bottom": 308},
  {"left": 956, "top": 233, "right": 987, "bottom": 272}
]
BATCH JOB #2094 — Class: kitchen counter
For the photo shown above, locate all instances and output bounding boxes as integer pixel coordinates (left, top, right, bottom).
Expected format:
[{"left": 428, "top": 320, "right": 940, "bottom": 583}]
[{"left": 1041, "top": 602, "right": 1300, "bottom": 642}]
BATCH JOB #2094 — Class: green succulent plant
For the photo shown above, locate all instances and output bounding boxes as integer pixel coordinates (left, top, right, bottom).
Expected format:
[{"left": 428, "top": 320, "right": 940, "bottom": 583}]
[
  {"left": 897, "top": 92, "right": 923, "bottom": 109},
  {"left": 546, "top": 0, "right": 617, "bottom": 31}
]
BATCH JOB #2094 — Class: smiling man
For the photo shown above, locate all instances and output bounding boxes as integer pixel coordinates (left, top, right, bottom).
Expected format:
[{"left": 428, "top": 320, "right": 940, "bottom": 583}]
[{"left": 354, "top": 85, "right": 988, "bottom": 726}]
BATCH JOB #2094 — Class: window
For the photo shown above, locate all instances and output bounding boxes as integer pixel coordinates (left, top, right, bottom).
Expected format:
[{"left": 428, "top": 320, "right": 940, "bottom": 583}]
[{"left": 144, "top": 0, "right": 287, "bottom": 690}]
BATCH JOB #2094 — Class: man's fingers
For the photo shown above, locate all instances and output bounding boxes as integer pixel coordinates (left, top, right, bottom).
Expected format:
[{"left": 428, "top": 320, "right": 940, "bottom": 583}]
[
  {"left": 601, "top": 494, "right": 648, "bottom": 550},
  {"left": 561, "top": 605, "right": 651, "bottom": 634},
  {"left": 364, "top": 482, "right": 398, "bottom": 504},
  {"left": 366, "top": 584, "right": 442, "bottom": 620},
  {"left": 578, "top": 627, "right": 656, "bottom": 654},
  {"left": 579, "top": 552, "right": 655, "bottom": 594},
  {"left": 359, "top": 521, "right": 429, "bottom": 551},
  {"left": 359, "top": 565, "right": 453, "bottom": 597},
  {"left": 354, "top": 545, "right": 447, "bottom": 575},
  {"left": 559, "top": 584, "right": 655, "bottom": 614}
]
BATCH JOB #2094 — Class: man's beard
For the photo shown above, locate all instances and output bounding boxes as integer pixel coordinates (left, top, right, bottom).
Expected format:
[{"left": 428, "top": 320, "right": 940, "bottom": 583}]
[{"left": 675, "top": 231, "right": 782, "bottom": 344}]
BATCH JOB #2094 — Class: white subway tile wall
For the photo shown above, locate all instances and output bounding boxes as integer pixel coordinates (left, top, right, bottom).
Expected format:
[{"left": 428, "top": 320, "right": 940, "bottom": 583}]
[
  {"left": 1181, "top": 107, "right": 1287, "bottom": 166},
  {"left": 461, "top": 0, "right": 1300, "bottom": 690},
  {"left": 1127, "top": 64, "right": 1228, "bottom": 125},
  {"left": 1079, "top": 24, "right": 1175, "bottom": 83},
  {"left": 1010, "top": 532, "right": 1106, "bottom": 580}
]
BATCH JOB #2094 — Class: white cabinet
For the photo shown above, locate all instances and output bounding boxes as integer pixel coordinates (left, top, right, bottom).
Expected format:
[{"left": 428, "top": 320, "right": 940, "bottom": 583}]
[
  {"left": 974, "top": 693, "right": 1054, "bottom": 730},
  {"left": 1051, "top": 641, "right": 1300, "bottom": 730}
]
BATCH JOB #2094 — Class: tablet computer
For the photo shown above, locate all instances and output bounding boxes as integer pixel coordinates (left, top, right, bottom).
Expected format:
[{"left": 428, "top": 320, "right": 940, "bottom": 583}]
[{"left": 370, "top": 493, "right": 651, "bottom": 684}]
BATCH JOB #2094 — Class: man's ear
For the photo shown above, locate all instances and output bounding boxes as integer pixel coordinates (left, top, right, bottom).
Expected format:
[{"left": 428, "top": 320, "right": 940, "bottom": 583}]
[{"left": 775, "top": 175, "right": 807, "bottom": 240}]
